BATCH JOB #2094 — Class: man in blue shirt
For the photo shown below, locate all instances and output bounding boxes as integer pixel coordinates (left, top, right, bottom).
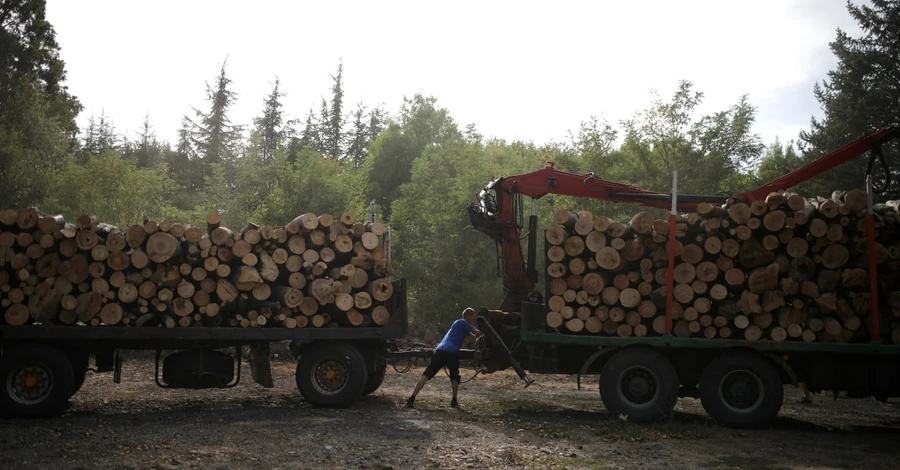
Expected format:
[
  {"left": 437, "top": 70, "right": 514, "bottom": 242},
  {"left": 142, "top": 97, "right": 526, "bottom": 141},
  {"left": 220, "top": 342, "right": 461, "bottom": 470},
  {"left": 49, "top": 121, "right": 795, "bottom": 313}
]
[{"left": 406, "top": 307, "right": 480, "bottom": 409}]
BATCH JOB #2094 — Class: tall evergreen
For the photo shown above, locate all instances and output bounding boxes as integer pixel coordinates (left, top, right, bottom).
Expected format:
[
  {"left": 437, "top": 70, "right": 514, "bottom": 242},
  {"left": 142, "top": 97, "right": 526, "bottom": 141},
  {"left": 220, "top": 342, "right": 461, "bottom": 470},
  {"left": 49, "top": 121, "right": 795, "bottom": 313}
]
[
  {"left": 317, "top": 98, "right": 331, "bottom": 156},
  {"left": 368, "top": 104, "right": 388, "bottom": 142},
  {"left": 799, "top": 0, "right": 900, "bottom": 195},
  {"left": 323, "top": 61, "right": 345, "bottom": 160},
  {"left": 191, "top": 59, "right": 242, "bottom": 167},
  {"left": 346, "top": 103, "right": 369, "bottom": 168},
  {"left": 134, "top": 114, "right": 161, "bottom": 167},
  {"left": 298, "top": 108, "right": 319, "bottom": 152},
  {"left": 0, "top": 0, "right": 82, "bottom": 207},
  {"left": 176, "top": 116, "right": 195, "bottom": 158},
  {"left": 96, "top": 111, "right": 118, "bottom": 153},
  {"left": 254, "top": 78, "right": 284, "bottom": 165}
]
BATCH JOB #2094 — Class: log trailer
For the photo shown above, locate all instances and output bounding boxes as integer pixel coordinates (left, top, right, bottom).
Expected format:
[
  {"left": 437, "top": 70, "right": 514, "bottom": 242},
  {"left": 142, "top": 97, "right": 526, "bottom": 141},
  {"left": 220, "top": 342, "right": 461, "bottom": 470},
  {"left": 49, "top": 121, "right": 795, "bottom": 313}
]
[
  {"left": 469, "top": 126, "right": 900, "bottom": 428},
  {"left": 0, "top": 213, "right": 412, "bottom": 418}
]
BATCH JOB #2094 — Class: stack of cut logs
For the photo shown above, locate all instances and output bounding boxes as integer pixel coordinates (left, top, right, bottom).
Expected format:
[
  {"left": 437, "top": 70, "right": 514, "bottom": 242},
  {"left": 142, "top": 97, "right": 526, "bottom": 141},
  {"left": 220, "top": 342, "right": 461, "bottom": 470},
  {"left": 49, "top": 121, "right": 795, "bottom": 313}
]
[
  {"left": 0, "top": 209, "right": 395, "bottom": 329},
  {"left": 544, "top": 189, "right": 900, "bottom": 343}
]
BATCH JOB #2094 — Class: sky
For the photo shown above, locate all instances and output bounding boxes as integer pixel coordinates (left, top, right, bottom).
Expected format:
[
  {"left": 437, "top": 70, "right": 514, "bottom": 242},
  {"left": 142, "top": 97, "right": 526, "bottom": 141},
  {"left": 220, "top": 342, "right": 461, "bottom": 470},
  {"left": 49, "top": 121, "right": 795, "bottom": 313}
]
[{"left": 45, "top": 0, "right": 862, "bottom": 149}]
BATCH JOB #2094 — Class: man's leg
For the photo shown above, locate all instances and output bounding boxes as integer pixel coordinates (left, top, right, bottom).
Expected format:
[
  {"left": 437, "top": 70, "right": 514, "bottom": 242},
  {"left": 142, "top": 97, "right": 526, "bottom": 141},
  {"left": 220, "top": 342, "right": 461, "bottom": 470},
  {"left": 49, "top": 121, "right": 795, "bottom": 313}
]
[
  {"left": 411, "top": 375, "right": 429, "bottom": 398},
  {"left": 408, "top": 352, "right": 444, "bottom": 407},
  {"left": 449, "top": 354, "right": 461, "bottom": 408}
]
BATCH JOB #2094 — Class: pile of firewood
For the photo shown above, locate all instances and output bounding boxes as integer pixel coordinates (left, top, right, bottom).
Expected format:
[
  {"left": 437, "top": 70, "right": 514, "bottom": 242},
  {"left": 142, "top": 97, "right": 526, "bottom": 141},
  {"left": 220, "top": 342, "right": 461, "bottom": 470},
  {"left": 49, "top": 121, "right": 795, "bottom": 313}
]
[
  {"left": 544, "top": 189, "right": 900, "bottom": 343},
  {"left": 0, "top": 209, "right": 394, "bottom": 328}
]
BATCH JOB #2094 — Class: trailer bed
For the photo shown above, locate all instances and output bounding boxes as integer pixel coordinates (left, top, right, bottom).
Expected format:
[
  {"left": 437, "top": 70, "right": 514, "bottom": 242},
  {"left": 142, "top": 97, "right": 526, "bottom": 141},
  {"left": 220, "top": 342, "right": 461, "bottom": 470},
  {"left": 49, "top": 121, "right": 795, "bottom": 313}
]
[{"left": 519, "top": 302, "right": 900, "bottom": 356}]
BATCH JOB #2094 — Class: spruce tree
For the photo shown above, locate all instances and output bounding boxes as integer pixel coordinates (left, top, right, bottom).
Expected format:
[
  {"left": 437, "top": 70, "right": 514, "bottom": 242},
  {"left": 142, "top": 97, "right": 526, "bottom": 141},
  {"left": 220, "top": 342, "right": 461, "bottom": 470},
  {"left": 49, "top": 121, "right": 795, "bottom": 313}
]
[
  {"left": 299, "top": 108, "right": 318, "bottom": 151},
  {"left": 799, "top": 0, "right": 900, "bottom": 195},
  {"left": 324, "top": 61, "right": 345, "bottom": 160},
  {"left": 317, "top": 98, "right": 330, "bottom": 156},
  {"left": 254, "top": 78, "right": 284, "bottom": 165},
  {"left": 191, "top": 59, "right": 242, "bottom": 167},
  {"left": 346, "top": 103, "right": 369, "bottom": 168},
  {"left": 368, "top": 104, "right": 388, "bottom": 142},
  {"left": 135, "top": 114, "right": 161, "bottom": 167}
]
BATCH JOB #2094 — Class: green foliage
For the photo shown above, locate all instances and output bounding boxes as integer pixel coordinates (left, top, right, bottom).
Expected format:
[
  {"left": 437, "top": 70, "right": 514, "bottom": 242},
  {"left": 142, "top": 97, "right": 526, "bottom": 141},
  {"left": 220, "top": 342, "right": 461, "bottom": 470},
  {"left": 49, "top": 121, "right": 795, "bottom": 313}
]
[
  {"left": 43, "top": 150, "right": 180, "bottom": 227},
  {"left": 391, "top": 138, "right": 501, "bottom": 324},
  {"left": 756, "top": 140, "right": 803, "bottom": 185},
  {"left": 0, "top": 0, "right": 81, "bottom": 208},
  {"left": 616, "top": 81, "right": 764, "bottom": 198},
  {"left": 251, "top": 145, "right": 357, "bottom": 225},
  {"left": 12, "top": 3, "right": 892, "bottom": 332},
  {"left": 799, "top": 0, "right": 900, "bottom": 196},
  {"left": 366, "top": 94, "right": 462, "bottom": 220}
]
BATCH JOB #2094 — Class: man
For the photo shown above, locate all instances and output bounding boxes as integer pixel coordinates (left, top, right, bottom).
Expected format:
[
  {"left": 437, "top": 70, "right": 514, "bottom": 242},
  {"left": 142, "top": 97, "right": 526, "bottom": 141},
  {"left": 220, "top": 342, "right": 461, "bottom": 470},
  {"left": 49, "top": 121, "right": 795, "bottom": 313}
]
[{"left": 405, "top": 307, "right": 480, "bottom": 409}]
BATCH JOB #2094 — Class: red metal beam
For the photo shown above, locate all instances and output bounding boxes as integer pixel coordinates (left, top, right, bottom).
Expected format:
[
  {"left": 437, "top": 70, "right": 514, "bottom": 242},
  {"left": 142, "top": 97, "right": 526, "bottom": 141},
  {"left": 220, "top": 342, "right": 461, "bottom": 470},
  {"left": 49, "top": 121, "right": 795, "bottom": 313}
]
[{"left": 739, "top": 127, "right": 894, "bottom": 202}]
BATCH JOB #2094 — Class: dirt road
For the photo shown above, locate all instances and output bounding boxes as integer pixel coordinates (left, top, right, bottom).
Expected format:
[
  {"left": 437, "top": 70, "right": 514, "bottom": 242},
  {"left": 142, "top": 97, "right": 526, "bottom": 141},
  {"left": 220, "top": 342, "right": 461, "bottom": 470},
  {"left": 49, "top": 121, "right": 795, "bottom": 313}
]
[{"left": 1, "top": 356, "right": 899, "bottom": 469}]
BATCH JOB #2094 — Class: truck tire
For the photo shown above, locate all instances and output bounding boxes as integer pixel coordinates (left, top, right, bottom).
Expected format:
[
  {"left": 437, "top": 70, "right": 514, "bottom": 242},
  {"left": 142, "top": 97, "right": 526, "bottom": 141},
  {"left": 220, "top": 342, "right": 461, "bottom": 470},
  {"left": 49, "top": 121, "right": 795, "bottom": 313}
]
[
  {"left": 699, "top": 351, "right": 783, "bottom": 429},
  {"left": 599, "top": 348, "right": 678, "bottom": 423},
  {"left": 0, "top": 344, "right": 74, "bottom": 418},
  {"left": 295, "top": 342, "right": 367, "bottom": 407},
  {"left": 362, "top": 359, "right": 386, "bottom": 396}
]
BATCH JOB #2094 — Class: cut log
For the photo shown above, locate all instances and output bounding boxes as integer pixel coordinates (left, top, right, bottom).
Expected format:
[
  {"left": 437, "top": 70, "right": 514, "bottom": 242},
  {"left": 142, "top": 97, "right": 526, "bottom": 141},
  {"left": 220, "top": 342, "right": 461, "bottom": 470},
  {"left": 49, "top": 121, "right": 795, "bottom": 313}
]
[
  {"left": 748, "top": 264, "right": 779, "bottom": 294},
  {"left": 595, "top": 247, "right": 623, "bottom": 271},
  {"left": 822, "top": 244, "right": 849, "bottom": 269},
  {"left": 564, "top": 236, "right": 585, "bottom": 257}
]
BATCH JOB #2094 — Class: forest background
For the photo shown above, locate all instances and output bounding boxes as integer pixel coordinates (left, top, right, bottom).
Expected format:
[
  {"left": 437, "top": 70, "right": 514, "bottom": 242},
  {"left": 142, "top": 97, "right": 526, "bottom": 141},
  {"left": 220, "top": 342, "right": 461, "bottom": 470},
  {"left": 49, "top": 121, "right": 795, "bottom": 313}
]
[{"left": 1, "top": 0, "right": 897, "bottom": 326}]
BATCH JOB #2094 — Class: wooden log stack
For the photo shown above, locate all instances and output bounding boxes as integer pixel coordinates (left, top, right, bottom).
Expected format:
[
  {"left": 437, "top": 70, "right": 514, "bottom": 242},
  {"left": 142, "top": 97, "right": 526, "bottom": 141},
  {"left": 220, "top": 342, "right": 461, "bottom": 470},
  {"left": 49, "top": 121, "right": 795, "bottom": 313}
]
[
  {"left": 544, "top": 190, "right": 900, "bottom": 344},
  {"left": 0, "top": 209, "right": 394, "bottom": 329}
]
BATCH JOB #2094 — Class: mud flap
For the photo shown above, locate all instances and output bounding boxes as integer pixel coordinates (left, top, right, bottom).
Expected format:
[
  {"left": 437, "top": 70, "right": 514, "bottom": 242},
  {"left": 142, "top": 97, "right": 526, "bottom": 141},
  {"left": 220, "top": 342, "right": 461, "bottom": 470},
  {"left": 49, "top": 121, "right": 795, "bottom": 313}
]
[{"left": 249, "top": 343, "right": 274, "bottom": 388}]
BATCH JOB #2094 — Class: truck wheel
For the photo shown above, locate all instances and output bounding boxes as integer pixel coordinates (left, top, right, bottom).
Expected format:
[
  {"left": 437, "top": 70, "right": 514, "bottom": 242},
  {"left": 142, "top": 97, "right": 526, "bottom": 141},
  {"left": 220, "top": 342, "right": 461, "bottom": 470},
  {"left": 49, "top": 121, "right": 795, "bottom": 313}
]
[
  {"left": 362, "top": 359, "right": 386, "bottom": 396},
  {"left": 0, "top": 345, "right": 74, "bottom": 418},
  {"left": 599, "top": 348, "right": 678, "bottom": 423},
  {"left": 295, "top": 343, "right": 367, "bottom": 407},
  {"left": 699, "top": 351, "right": 783, "bottom": 429}
]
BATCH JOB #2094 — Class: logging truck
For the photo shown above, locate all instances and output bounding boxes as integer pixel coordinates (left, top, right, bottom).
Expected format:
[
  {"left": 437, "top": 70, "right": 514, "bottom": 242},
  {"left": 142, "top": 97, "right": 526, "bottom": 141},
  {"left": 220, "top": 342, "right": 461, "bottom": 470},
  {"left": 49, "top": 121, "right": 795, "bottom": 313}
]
[
  {"left": 0, "top": 209, "right": 410, "bottom": 418},
  {"left": 469, "top": 126, "right": 900, "bottom": 429}
]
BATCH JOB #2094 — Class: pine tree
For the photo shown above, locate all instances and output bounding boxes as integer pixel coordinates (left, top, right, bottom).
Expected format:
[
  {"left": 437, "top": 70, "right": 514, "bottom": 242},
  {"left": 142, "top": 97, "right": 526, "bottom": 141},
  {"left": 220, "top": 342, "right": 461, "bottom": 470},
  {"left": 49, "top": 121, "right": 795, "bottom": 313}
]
[
  {"left": 799, "top": 0, "right": 900, "bottom": 195},
  {"left": 191, "top": 59, "right": 242, "bottom": 167},
  {"left": 254, "top": 78, "right": 284, "bottom": 165}
]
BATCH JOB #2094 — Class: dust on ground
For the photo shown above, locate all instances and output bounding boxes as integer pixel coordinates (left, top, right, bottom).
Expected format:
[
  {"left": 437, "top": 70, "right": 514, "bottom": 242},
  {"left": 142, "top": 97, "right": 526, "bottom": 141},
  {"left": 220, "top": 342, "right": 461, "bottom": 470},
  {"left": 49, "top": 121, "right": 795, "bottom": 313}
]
[{"left": 1, "top": 354, "right": 899, "bottom": 470}]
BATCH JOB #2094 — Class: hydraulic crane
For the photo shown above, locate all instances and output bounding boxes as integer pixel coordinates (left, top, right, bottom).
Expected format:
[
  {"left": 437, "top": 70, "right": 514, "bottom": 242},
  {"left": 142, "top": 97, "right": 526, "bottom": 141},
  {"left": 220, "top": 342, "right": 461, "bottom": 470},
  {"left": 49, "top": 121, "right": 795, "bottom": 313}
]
[{"left": 469, "top": 126, "right": 899, "bottom": 312}]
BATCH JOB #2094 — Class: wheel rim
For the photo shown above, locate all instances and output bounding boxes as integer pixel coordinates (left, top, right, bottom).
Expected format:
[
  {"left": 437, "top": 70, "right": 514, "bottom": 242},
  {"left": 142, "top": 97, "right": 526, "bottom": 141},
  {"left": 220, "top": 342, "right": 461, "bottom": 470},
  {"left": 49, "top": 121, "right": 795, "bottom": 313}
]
[
  {"left": 311, "top": 358, "right": 349, "bottom": 395},
  {"left": 7, "top": 364, "right": 53, "bottom": 405},
  {"left": 616, "top": 366, "right": 659, "bottom": 409},
  {"left": 718, "top": 369, "right": 764, "bottom": 413}
]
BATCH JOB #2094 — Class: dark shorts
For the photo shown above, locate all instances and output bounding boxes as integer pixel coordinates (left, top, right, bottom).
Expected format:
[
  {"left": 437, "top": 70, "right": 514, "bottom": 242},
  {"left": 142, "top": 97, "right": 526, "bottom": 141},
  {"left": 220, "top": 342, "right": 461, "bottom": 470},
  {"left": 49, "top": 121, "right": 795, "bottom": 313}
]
[{"left": 423, "top": 350, "right": 460, "bottom": 382}]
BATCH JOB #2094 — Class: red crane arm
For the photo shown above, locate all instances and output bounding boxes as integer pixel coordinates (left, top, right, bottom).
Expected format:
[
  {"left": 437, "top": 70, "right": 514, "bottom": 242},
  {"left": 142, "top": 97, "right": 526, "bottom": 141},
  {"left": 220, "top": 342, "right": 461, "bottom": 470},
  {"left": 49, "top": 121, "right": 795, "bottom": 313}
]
[
  {"left": 482, "top": 126, "right": 898, "bottom": 311},
  {"left": 739, "top": 127, "right": 897, "bottom": 201},
  {"left": 487, "top": 163, "right": 719, "bottom": 310},
  {"left": 490, "top": 163, "right": 697, "bottom": 211}
]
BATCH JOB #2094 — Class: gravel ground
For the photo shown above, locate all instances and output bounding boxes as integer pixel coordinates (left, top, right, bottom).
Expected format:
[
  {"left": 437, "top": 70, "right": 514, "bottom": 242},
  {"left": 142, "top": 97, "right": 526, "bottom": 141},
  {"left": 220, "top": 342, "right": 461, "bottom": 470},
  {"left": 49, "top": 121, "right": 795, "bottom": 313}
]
[{"left": 1, "top": 354, "right": 899, "bottom": 470}]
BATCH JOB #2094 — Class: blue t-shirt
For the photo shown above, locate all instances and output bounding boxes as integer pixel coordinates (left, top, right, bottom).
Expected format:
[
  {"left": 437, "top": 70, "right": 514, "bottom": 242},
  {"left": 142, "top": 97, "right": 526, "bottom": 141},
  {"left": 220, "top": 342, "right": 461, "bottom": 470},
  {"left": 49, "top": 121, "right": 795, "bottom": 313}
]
[{"left": 435, "top": 319, "right": 473, "bottom": 354}]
